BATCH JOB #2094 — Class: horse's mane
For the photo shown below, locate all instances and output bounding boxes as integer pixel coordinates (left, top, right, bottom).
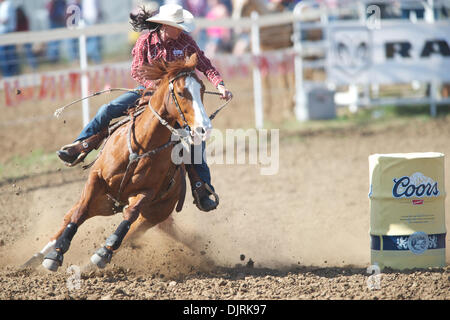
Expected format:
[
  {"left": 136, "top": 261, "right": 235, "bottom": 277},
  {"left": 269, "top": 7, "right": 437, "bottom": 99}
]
[{"left": 137, "top": 53, "right": 198, "bottom": 87}]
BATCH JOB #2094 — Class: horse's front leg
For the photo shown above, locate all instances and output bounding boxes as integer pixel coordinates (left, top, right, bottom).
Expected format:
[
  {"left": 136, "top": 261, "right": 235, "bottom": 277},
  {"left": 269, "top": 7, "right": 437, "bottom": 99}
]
[
  {"left": 90, "top": 190, "right": 152, "bottom": 269},
  {"left": 40, "top": 171, "right": 106, "bottom": 272}
]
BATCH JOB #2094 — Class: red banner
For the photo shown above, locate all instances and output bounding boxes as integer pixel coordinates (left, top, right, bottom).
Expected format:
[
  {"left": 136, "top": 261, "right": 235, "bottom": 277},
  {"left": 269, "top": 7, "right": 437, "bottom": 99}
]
[{"left": 2, "top": 50, "right": 295, "bottom": 107}]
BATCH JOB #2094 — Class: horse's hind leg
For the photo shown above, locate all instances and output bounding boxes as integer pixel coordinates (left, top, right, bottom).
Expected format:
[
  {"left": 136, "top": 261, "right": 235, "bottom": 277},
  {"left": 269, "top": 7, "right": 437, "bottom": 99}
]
[
  {"left": 122, "top": 211, "right": 175, "bottom": 245},
  {"left": 41, "top": 171, "right": 108, "bottom": 272},
  {"left": 122, "top": 214, "right": 154, "bottom": 244},
  {"left": 90, "top": 191, "right": 152, "bottom": 269}
]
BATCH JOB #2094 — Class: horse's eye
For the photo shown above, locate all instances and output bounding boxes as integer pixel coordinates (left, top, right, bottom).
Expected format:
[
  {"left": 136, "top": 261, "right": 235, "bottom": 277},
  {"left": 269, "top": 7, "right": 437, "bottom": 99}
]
[{"left": 177, "top": 91, "right": 184, "bottom": 98}]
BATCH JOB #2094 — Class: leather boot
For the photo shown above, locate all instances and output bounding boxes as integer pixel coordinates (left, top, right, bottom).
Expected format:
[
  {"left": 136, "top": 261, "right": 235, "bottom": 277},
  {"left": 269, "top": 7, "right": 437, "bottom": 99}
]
[
  {"left": 57, "top": 129, "right": 108, "bottom": 167},
  {"left": 185, "top": 164, "right": 219, "bottom": 212}
]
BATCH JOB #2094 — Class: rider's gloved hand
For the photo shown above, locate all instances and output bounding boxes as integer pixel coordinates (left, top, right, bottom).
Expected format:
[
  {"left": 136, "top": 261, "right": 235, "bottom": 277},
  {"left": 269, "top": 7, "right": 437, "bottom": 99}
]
[{"left": 217, "top": 82, "right": 232, "bottom": 100}]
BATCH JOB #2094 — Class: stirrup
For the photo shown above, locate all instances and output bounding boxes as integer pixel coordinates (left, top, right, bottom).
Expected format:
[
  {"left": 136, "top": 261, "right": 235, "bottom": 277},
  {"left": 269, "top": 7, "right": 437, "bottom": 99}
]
[
  {"left": 63, "top": 152, "right": 89, "bottom": 167},
  {"left": 58, "top": 142, "right": 89, "bottom": 167},
  {"left": 58, "top": 129, "right": 108, "bottom": 167},
  {"left": 204, "top": 183, "right": 220, "bottom": 207},
  {"left": 192, "top": 182, "right": 219, "bottom": 211}
]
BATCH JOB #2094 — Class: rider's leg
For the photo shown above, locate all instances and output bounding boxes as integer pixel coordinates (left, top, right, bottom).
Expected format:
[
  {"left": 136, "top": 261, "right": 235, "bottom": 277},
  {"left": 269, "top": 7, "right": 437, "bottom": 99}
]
[
  {"left": 57, "top": 86, "right": 144, "bottom": 165},
  {"left": 185, "top": 141, "right": 219, "bottom": 212},
  {"left": 74, "top": 87, "right": 144, "bottom": 142}
]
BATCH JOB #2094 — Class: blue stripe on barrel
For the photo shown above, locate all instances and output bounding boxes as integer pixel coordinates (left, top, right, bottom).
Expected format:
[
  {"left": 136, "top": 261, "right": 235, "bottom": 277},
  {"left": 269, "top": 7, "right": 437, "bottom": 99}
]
[{"left": 370, "top": 233, "right": 446, "bottom": 251}]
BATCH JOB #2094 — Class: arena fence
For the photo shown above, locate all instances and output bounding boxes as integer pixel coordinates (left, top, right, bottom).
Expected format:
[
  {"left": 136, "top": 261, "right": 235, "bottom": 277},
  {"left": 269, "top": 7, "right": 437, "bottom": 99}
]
[
  {"left": 0, "top": 11, "right": 306, "bottom": 129},
  {"left": 293, "top": 0, "right": 450, "bottom": 120},
  {"left": 1, "top": 1, "right": 449, "bottom": 128}
]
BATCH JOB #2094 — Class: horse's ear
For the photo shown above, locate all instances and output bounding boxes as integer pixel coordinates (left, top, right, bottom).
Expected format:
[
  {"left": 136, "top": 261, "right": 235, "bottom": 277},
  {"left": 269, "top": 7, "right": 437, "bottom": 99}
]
[{"left": 186, "top": 53, "right": 198, "bottom": 69}]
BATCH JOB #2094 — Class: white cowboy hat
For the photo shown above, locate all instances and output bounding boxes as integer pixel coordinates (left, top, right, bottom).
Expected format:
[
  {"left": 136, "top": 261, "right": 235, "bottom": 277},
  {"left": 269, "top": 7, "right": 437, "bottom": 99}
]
[{"left": 146, "top": 4, "right": 195, "bottom": 33}]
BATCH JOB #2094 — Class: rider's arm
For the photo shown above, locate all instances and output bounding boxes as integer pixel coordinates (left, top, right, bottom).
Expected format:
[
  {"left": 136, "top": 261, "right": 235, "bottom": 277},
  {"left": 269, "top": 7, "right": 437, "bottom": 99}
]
[
  {"left": 180, "top": 33, "right": 224, "bottom": 88},
  {"left": 181, "top": 34, "right": 231, "bottom": 99},
  {"left": 131, "top": 34, "right": 158, "bottom": 90}
]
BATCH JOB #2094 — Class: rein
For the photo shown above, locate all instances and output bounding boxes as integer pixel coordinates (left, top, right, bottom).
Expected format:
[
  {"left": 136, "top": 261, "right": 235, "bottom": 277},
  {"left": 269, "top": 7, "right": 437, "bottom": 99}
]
[
  {"left": 168, "top": 71, "right": 193, "bottom": 131},
  {"left": 53, "top": 88, "right": 142, "bottom": 119},
  {"left": 53, "top": 87, "right": 231, "bottom": 122}
]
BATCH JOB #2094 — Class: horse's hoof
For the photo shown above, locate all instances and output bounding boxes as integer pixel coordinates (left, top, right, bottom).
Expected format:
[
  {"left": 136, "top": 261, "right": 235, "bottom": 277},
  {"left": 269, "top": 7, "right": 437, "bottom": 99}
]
[
  {"left": 90, "top": 247, "right": 112, "bottom": 269},
  {"left": 42, "top": 258, "right": 60, "bottom": 272},
  {"left": 42, "top": 250, "right": 63, "bottom": 272}
]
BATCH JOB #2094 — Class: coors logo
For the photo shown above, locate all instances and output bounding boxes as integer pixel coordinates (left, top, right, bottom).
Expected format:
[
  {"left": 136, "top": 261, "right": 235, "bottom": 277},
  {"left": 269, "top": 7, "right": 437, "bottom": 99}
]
[{"left": 392, "top": 172, "right": 439, "bottom": 199}]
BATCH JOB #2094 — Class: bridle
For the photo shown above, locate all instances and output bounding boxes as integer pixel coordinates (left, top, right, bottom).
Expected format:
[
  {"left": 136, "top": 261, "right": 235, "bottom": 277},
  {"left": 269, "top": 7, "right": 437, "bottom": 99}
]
[
  {"left": 145, "top": 70, "right": 197, "bottom": 146},
  {"left": 147, "top": 70, "right": 232, "bottom": 138},
  {"left": 167, "top": 70, "right": 195, "bottom": 133}
]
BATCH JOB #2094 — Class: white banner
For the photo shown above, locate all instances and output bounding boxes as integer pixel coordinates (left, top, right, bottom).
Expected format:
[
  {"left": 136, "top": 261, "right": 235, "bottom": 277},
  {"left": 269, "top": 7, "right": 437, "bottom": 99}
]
[{"left": 327, "top": 21, "right": 450, "bottom": 84}]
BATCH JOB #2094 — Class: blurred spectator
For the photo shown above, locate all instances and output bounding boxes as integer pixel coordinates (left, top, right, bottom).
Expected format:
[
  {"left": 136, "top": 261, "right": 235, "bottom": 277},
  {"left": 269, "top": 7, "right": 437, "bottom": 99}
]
[
  {"left": 221, "top": 0, "right": 233, "bottom": 14},
  {"left": 183, "top": 0, "right": 208, "bottom": 16},
  {"left": 16, "top": 6, "right": 38, "bottom": 71},
  {"left": 67, "top": 0, "right": 81, "bottom": 62},
  {"left": 205, "top": 0, "right": 231, "bottom": 57},
  {"left": 0, "top": 0, "right": 19, "bottom": 77},
  {"left": 439, "top": 4, "right": 449, "bottom": 19},
  {"left": 47, "top": 0, "right": 67, "bottom": 63},
  {"left": 82, "top": 0, "right": 103, "bottom": 64},
  {"left": 400, "top": 1, "right": 424, "bottom": 20},
  {"left": 66, "top": 0, "right": 102, "bottom": 64},
  {"left": 268, "top": 0, "right": 295, "bottom": 11},
  {"left": 183, "top": 0, "right": 208, "bottom": 49},
  {"left": 401, "top": 0, "right": 448, "bottom": 20}
]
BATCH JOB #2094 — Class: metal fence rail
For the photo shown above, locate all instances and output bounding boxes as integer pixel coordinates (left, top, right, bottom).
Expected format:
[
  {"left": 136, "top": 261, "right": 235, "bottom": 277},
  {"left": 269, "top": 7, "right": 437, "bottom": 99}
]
[{"left": 1, "top": 2, "right": 450, "bottom": 127}]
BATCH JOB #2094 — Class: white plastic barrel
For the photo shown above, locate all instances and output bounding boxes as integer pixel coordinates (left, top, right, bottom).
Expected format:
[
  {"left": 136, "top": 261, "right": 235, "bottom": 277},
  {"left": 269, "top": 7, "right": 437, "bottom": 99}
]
[{"left": 369, "top": 153, "right": 446, "bottom": 270}]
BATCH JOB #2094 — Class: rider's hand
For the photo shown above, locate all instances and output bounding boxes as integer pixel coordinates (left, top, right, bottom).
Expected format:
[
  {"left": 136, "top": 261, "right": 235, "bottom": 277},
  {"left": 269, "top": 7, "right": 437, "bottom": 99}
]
[{"left": 217, "top": 84, "right": 232, "bottom": 100}]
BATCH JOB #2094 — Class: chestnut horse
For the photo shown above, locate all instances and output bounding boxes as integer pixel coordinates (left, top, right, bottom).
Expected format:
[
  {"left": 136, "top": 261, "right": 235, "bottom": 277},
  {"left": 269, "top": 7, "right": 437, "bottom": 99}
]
[{"left": 23, "top": 53, "right": 212, "bottom": 272}]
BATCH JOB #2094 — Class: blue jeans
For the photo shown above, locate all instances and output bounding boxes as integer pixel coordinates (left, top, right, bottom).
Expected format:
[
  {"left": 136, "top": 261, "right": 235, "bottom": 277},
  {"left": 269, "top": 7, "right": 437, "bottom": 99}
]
[
  {"left": 67, "top": 38, "right": 79, "bottom": 61},
  {"left": 190, "top": 141, "right": 212, "bottom": 187},
  {"left": 47, "top": 22, "right": 65, "bottom": 63},
  {"left": 75, "top": 86, "right": 212, "bottom": 185},
  {"left": 47, "top": 40, "right": 62, "bottom": 63},
  {"left": 76, "top": 86, "right": 145, "bottom": 142},
  {"left": 87, "top": 36, "right": 102, "bottom": 64},
  {"left": 401, "top": 9, "right": 425, "bottom": 19},
  {"left": 0, "top": 45, "right": 19, "bottom": 77},
  {"left": 176, "top": 123, "right": 212, "bottom": 187},
  {"left": 24, "top": 43, "right": 38, "bottom": 70}
]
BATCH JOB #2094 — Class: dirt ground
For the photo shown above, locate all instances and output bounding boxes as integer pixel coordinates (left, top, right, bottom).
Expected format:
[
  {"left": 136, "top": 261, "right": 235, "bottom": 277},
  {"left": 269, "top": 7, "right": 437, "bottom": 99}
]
[{"left": 0, "top": 77, "right": 449, "bottom": 300}]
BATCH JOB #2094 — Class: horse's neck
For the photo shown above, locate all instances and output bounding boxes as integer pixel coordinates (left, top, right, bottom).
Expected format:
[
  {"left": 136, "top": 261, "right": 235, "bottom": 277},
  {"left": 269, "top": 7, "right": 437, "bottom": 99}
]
[{"left": 136, "top": 92, "right": 176, "bottom": 152}]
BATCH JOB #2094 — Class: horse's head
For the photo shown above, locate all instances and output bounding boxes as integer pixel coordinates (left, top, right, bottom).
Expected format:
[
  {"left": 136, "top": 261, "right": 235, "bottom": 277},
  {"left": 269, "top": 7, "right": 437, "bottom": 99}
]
[
  {"left": 139, "top": 53, "right": 212, "bottom": 144},
  {"left": 166, "top": 53, "right": 212, "bottom": 143}
]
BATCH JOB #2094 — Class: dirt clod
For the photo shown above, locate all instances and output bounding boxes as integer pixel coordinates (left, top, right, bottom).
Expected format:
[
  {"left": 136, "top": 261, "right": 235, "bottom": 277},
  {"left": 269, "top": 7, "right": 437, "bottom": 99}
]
[{"left": 0, "top": 102, "right": 449, "bottom": 299}]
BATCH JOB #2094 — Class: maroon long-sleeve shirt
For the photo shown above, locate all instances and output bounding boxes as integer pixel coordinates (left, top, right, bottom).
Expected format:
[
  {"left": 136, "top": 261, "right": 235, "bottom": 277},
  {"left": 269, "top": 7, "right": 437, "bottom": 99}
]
[{"left": 131, "top": 31, "right": 223, "bottom": 90}]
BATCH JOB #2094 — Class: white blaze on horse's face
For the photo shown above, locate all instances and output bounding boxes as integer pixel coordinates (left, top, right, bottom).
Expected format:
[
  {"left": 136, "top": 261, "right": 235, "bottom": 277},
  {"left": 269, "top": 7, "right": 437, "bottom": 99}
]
[{"left": 185, "top": 76, "right": 212, "bottom": 144}]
